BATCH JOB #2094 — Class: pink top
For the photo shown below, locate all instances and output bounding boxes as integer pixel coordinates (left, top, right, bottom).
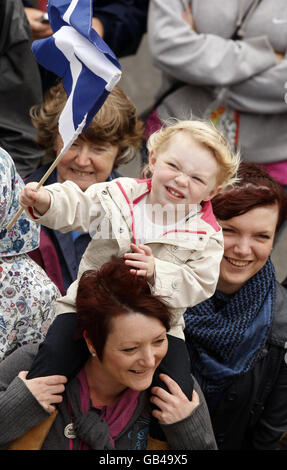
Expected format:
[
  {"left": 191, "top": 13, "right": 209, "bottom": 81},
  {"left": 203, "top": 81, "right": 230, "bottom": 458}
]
[
  {"left": 262, "top": 160, "right": 287, "bottom": 186},
  {"left": 75, "top": 368, "right": 140, "bottom": 450}
]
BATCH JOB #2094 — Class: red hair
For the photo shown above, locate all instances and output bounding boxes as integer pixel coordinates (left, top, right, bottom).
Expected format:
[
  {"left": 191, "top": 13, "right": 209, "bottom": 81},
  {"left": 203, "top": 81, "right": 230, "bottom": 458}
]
[
  {"left": 212, "top": 162, "right": 287, "bottom": 231},
  {"left": 75, "top": 257, "right": 171, "bottom": 360}
]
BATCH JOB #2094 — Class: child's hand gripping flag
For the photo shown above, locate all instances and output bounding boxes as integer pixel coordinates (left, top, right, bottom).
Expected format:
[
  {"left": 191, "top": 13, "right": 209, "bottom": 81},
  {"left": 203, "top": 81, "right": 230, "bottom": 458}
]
[{"left": 7, "top": 0, "right": 122, "bottom": 229}]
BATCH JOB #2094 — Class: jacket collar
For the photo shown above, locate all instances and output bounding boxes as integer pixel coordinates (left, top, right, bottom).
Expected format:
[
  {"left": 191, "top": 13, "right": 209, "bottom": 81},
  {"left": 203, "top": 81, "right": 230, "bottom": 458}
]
[{"left": 116, "top": 178, "right": 220, "bottom": 235}]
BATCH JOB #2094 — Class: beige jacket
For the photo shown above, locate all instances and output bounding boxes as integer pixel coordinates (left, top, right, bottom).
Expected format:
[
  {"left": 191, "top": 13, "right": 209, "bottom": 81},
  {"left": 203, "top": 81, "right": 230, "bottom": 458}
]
[{"left": 29, "top": 177, "right": 223, "bottom": 339}]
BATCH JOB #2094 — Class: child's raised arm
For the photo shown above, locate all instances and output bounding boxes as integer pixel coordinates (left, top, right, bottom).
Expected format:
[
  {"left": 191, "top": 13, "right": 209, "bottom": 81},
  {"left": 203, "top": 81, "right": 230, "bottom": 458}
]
[{"left": 20, "top": 182, "right": 51, "bottom": 216}]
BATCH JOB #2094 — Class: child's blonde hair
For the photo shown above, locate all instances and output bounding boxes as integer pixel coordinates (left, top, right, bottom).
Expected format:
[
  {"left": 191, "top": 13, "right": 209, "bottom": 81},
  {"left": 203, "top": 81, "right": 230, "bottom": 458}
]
[{"left": 145, "top": 119, "right": 240, "bottom": 189}]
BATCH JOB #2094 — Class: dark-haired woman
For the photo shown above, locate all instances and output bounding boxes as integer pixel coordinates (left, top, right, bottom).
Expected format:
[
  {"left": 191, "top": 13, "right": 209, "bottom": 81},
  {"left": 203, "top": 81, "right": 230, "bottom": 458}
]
[
  {"left": 0, "top": 257, "right": 216, "bottom": 450},
  {"left": 184, "top": 161, "right": 287, "bottom": 450}
]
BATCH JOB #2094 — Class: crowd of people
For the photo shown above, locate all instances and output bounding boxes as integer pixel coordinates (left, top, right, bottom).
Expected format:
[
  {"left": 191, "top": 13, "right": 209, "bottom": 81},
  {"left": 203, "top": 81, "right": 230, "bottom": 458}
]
[{"left": 0, "top": 0, "right": 287, "bottom": 452}]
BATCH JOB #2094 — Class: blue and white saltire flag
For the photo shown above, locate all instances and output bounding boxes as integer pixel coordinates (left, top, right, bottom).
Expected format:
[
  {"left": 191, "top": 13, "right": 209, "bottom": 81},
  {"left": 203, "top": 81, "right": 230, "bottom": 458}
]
[{"left": 32, "top": 0, "right": 122, "bottom": 153}]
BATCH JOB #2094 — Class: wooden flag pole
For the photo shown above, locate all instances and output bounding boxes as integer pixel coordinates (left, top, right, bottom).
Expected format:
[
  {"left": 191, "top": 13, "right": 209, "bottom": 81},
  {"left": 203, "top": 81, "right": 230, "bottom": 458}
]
[
  {"left": 6, "top": 108, "right": 90, "bottom": 231},
  {"left": 6, "top": 146, "right": 67, "bottom": 231}
]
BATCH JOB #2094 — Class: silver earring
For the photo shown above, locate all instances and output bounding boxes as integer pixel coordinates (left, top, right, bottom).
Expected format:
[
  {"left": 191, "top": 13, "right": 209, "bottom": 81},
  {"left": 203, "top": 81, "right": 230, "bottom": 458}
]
[{"left": 91, "top": 352, "right": 97, "bottom": 357}]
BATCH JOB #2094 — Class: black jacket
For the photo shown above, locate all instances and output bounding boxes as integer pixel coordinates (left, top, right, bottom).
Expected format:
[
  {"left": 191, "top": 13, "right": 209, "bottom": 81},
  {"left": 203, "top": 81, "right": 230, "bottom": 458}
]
[
  {"left": 208, "top": 282, "right": 287, "bottom": 450},
  {"left": 93, "top": 0, "right": 148, "bottom": 58},
  {"left": 0, "top": 0, "right": 44, "bottom": 177}
]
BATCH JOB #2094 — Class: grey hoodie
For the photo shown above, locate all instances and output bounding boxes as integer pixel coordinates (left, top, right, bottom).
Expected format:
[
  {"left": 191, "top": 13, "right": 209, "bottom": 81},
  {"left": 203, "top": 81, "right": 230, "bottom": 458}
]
[{"left": 148, "top": 0, "right": 287, "bottom": 164}]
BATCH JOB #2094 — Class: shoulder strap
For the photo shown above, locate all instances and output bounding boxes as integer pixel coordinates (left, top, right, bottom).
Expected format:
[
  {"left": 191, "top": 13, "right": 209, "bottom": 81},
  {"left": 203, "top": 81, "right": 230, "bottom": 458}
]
[{"left": 8, "top": 411, "right": 58, "bottom": 450}]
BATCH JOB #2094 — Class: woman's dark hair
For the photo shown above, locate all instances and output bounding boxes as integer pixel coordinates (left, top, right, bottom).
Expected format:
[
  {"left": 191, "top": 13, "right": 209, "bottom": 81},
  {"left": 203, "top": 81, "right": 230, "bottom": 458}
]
[
  {"left": 75, "top": 257, "right": 171, "bottom": 360},
  {"left": 212, "top": 161, "right": 287, "bottom": 232}
]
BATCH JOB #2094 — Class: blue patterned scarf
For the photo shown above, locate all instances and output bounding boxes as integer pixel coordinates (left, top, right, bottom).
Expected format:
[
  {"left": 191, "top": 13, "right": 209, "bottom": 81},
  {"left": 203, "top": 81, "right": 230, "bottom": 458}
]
[{"left": 184, "top": 258, "right": 276, "bottom": 409}]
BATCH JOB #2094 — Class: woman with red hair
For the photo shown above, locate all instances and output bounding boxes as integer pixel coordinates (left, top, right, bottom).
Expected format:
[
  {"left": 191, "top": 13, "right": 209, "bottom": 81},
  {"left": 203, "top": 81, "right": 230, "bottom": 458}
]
[
  {"left": 0, "top": 257, "right": 216, "bottom": 450},
  {"left": 184, "top": 161, "right": 287, "bottom": 450}
]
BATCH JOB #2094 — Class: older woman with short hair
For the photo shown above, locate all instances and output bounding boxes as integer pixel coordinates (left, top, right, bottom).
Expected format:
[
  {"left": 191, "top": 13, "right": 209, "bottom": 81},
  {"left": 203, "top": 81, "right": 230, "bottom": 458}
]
[
  {"left": 0, "top": 257, "right": 216, "bottom": 450},
  {"left": 184, "top": 161, "right": 287, "bottom": 450}
]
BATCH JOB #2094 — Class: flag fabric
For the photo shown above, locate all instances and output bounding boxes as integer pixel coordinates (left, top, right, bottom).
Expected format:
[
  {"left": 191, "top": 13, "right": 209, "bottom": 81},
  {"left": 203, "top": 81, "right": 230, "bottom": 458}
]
[{"left": 32, "top": 0, "right": 122, "bottom": 151}]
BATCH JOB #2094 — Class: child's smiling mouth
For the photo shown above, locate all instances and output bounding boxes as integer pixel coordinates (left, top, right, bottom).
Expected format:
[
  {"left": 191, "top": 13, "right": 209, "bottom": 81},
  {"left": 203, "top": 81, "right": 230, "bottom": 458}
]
[
  {"left": 71, "top": 169, "right": 95, "bottom": 177},
  {"left": 165, "top": 186, "right": 185, "bottom": 199}
]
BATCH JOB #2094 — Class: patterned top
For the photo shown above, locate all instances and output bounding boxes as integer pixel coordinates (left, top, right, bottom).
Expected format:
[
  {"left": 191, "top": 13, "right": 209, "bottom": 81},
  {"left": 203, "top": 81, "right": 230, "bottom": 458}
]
[{"left": 0, "top": 148, "right": 59, "bottom": 360}]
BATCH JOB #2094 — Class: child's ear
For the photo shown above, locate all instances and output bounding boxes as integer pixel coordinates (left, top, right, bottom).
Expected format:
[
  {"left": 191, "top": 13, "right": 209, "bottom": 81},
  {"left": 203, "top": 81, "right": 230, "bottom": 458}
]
[
  {"left": 204, "top": 185, "right": 223, "bottom": 201},
  {"left": 148, "top": 150, "right": 156, "bottom": 173}
]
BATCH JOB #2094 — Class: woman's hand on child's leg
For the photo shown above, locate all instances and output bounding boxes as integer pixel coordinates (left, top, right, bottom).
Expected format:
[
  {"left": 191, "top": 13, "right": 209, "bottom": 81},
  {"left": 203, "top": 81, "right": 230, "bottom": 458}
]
[
  {"left": 124, "top": 243, "right": 155, "bottom": 283},
  {"left": 20, "top": 182, "right": 51, "bottom": 216},
  {"left": 18, "top": 371, "right": 67, "bottom": 414},
  {"left": 150, "top": 373, "right": 200, "bottom": 424}
]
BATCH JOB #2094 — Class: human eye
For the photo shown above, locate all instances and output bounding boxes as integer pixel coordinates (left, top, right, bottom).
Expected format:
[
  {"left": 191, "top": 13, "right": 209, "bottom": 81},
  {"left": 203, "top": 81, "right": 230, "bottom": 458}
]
[
  {"left": 222, "top": 227, "right": 235, "bottom": 233},
  {"left": 91, "top": 143, "right": 108, "bottom": 153},
  {"left": 192, "top": 176, "right": 203, "bottom": 183},
  {"left": 71, "top": 142, "right": 80, "bottom": 148},
  {"left": 122, "top": 346, "right": 137, "bottom": 353},
  {"left": 167, "top": 162, "right": 178, "bottom": 170},
  {"left": 257, "top": 233, "right": 271, "bottom": 240},
  {"left": 153, "top": 338, "right": 166, "bottom": 346}
]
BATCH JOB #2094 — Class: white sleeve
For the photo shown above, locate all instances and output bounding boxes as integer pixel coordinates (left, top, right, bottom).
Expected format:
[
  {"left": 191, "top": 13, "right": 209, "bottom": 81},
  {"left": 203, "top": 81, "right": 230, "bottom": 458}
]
[{"left": 29, "top": 180, "right": 106, "bottom": 233}]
